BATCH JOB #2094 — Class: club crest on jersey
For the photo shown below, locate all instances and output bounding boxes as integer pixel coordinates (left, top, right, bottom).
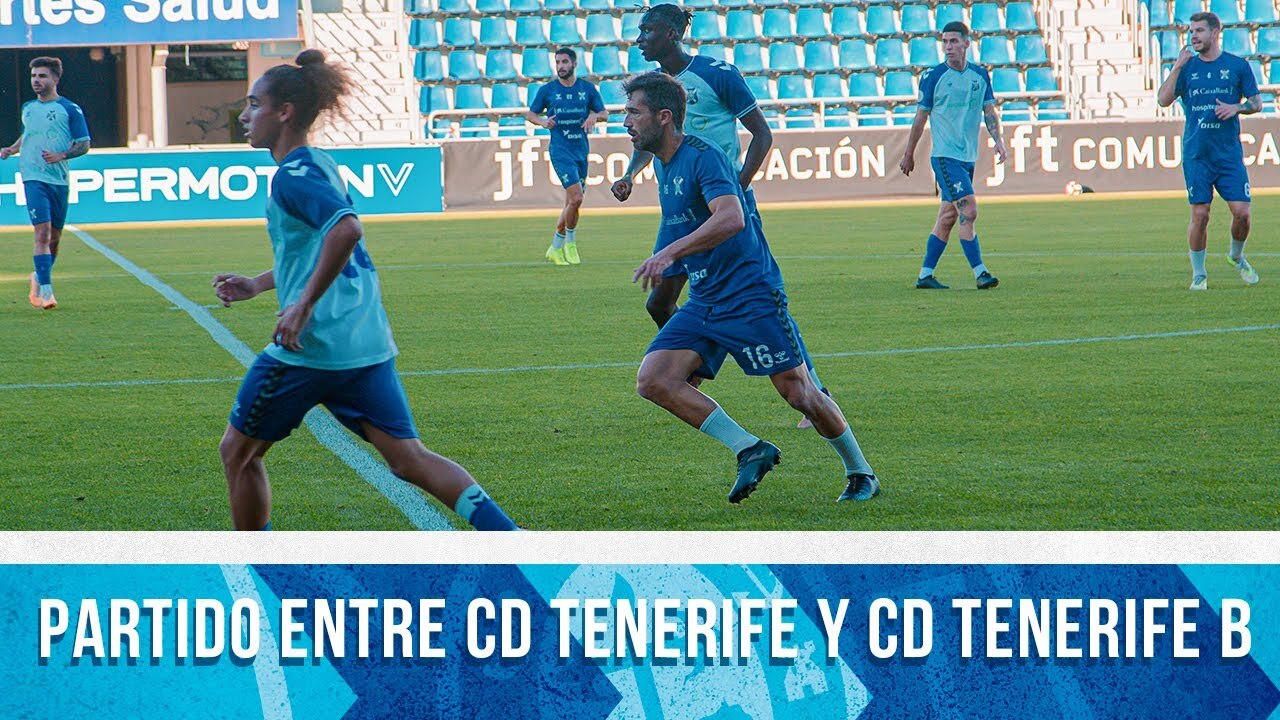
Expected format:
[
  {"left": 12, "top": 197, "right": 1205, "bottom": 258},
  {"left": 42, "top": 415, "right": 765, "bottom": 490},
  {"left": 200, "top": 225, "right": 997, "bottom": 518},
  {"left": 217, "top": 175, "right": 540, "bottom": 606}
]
[
  {"left": 673, "top": 176, "right": 685, "bottom": 196},
  {"left": 578, "top": 91, "right": 587, "bottom": 100},
  {"left": 1220, "top": 69, "right": 1231, "bottom": 79},
  {"left": 687, "top": 87, "right": 700, "bottom": 104}
]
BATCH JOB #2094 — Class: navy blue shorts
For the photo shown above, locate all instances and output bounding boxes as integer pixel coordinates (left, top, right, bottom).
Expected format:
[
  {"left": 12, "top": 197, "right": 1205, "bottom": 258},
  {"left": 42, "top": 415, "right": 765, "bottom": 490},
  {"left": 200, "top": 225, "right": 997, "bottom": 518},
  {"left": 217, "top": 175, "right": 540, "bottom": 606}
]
[
  {"left": 229, "top": 354, "right": 419, "bottom": 443},
  {"left": 646, "top": 290, "right": 807, "bottom": 379},
  {"left": 550, "top": 152, "right": 588, "bottom": 189},
  {"left": 24, "top": 181, "right": 69, "bottom": 228},
  {"left": 931, "top": 157, "right": 976, "bottom": 203},
  {"left": 1184, "top": 157, "right": 1250, "bottom": 204}
]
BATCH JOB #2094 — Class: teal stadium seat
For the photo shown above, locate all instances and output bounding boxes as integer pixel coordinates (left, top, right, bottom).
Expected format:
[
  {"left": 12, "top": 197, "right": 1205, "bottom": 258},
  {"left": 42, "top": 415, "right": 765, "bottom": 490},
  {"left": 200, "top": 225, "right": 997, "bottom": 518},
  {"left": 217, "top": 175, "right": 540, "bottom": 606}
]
[
  {"left": 804, "top": 41, "right": 837, "bottom": 72},
  {"left": 1271, "top": 59, "right": 1280, "bottom": 82},
  {"left": 621, "top": 13, "right": 642, "bottom": 41},
  {"left": 479, "top": 18, "right": 512, "bottom": 48},
  {"left": 414, "top": 51, "right": 444, "bottom": 81},
  {"left": 485, "top": 49, "right": 517, "bottom": 80},
  {"left": 884, "top": 71, "right": 915, "bottom": 97},
  {"left": 769, "top": 42, "right": 801, "bottom": 72},
  {"left": 718, "top": 0, "right": 750, "bottom": 8},
  {"left": 1246, "top": 0, "right": 1278, "bottom": 23},
  {"left": 909, "top": 37, "right": 940, "bottom": 67},
  {"left": 1173, "top": 0, "right": 1202, "bottom": 24},
  {"left": 1222, "top": 27, "right": 1253, "bottom": 55},
  {"left": 981, "top": 37, "right": 1012, "bottom": 65},
  {"left": 586, "top": 15, "right": 618, "bottom": 44},
  {"left": 1001, "top": 101, "right": 1031, "bottom": 123},
  {"left": 1258, "top": 27, "right": 1280, "bottom": 57},
  {"left": 848, "top": 72, "right": 880, "bottom": 98},
  {"left": 1157, "top": 30, "right": 1183, "bottom": 60},
  {"left": 600, "top": 79, "right": 625, "bottom": 105},
  {"left": 970, "top": 4, "right": 1002, "bottom": 33},
  {"left": 509, "top": 0, "right": 539, "bottom": 12},
  {"left": 892, "top": 103, "right": 917, "bottom": 125},
  {"left": 866, "top": 6, "right": 898, "bottom": 36},
  {"left": 580, "top": 0, "right": 610, "bottom": 10},
  {"left": 796, "top": 8, "right": 829, "bottom": 38},
  {"left": 491, "top": 84, "right": 522, "bottom": 108},
  {"left": 777, "top": 75, "right": 815, "bottom": 128},
  {"left": 1248, "top": 58, "right": 1265, "bottom": 81},
  {"left": 691, "top": 13, "right": 722, "bottom": 42},
  {"left": 453, "top": 85, "right": 489, "bottom": 138},
  {"left": 1147, "top": 0, "right": 1172, "bottom": 27},
  {"left": 437, "top": 0, "right": 470, "bottom": 15},
  {"left": 698, "top": 44, "right": 728, "bottom": 61},
  {"left": 832, "top": 7, "right": 863, "bottom": 37},
  {"left": 746, "top": 75, "right": 773, "bottom": 101},
  {"left": 726, "top": 11, "right": 757, "bottom": 41},
  {"left": 901, "top": 6, "right": 933, "bottom": 35},
  {"left": 763, "top": 9, "right": 794, "bottom": 39},
  {"left": 857, "top": 106, "right": 889, "bottom": 126},
  {"left": 683, "top": 0, "right": 715, "bottom": 7},
  {"left": 612, "top": 0, "right": 645, "bottom": 8},
  {"left": 734, "top": 43, "right": 765, "bottom": 73},
  {"left": 410, "top": 19, "right": 439, "bottom": 49},
  {"left": 419, "top": 84, "right": 449, "bottom": 115},
  {"left": 813, "top": 74, "right": 844, "bottom": 98},
  {"left": 1038, "top": 99, "right": 1068, "bottom": 121},
  {"left": 550, "top": 16, "right": 581, "bottom": 45},
  {"left": 1209, "top": 0, "right": 1241, "bottom": 24},
  {"left": 875, "top": 38, "right": 909, "bottom": 69},
  {"left": 1025, "top": 66, "right": 1057, "bottom": 91},
  {"left": 476, "top": 0, "right": 506, "bottom": 12},
  {"left": 1015, "top": 35, "right": 1048, "bottom": 65},
  {"left": 838, "top": 40, "right": 873, "bottom": 70},
  {"left": 521, "top": 48, "right": 552, "bottom": 79},
  {"left": 590, "top": 46, "right": 625, "bottom": 77},
  {"left": 444, "top": 18, "right": 475, "bottom": 47},
  {"left": 992, "top": 67, "right": 1023, "bottom": 92},
  {"left": 1005, "top": 3, "right": 1038, "bottom": 31},
  {"left": 936, "top": 5, "right": 965, "bottom": 30},
  {"left": 515, "top": 17, "right": 546, "bottom": 46},
  {"left": 543, "top": 0, "right": 575, "bottom": 12},
  {"left": 627, "top": 45, "right": 659, "bottom": 72},
  {"left": 448, "top": 50, "right": 481, "bottom": 80}
]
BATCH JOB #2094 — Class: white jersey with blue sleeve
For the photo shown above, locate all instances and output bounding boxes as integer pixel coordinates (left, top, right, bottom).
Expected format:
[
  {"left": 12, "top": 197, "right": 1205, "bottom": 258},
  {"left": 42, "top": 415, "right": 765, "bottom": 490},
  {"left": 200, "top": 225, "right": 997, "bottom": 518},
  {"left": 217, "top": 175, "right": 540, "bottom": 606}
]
[
  {"left": 919, "top": 62, "right": 995, "bottom": 163},
  {"left": 264, "top": 147, "right": 398, "bottom": 371},
  {"left": 677, "top": 55, "right": 758, "bottom": 172},
  {"left": 19, "top": 97, "right": 89, "bottom": 186}
]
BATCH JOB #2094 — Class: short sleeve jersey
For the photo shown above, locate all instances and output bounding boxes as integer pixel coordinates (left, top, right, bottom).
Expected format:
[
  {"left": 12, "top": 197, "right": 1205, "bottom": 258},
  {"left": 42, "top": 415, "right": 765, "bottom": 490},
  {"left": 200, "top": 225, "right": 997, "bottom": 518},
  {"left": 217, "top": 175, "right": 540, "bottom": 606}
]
[
  {"left": 19, "top": 97, "right": 90, "bottom": 186},
  {"left": 677, "top": 55, "right": 758, "bottom": 171},
  {"left": 529, "top": 78, "right": 605, "bottom": 160},
  {"left": 1174, "top": 52, "right": 1259, "bottom": 162},
  {"left": 919, "top": 62, "right": 995, "bottom": 163},
  {"left": 653, "top": 136, "right": 783, "bottom": 308},
  {"left": 265, "top": 147, "right": 398, "bottom": 371}
]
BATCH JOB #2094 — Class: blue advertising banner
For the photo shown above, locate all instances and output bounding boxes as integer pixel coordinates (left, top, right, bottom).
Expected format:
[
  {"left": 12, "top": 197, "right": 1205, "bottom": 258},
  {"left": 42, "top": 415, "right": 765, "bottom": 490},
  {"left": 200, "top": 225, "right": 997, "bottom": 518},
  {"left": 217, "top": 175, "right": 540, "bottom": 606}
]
[
  {"left": 0, "top": 146, "right": 442, "bottom": 224},
  {"left": 6, "top": 563, "right": 1280, "bottom": 718},
  {"left": 0, "top": 0, "right": 299, "bottom": 47}
]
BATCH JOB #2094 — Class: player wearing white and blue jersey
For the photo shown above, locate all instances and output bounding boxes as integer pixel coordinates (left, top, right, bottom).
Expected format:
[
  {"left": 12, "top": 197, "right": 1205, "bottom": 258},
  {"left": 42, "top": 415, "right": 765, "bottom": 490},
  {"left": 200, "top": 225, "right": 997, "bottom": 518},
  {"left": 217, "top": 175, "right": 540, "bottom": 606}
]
[
  {"left": 0, "top": 57, "right": 91, "bottom": 310},
  {"left": 1157, "top": 11, "right": 1262, "bottom": 290},
  {"left": 526, "top": 48, "right": 608, "bottom": 266},
  {"left": 624, "top": 72, "right": 879, "bottom": 505},
  {"left": 900, "top": 22, "right": 1007, "bottom": 291},
  {"left": 214, "top": 49, "right": 517, "bottom": 531}
]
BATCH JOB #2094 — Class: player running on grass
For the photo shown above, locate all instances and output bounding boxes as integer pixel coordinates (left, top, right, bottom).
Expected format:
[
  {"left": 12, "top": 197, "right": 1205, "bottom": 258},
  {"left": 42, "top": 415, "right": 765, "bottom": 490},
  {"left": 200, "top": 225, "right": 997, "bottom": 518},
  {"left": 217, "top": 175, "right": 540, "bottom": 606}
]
[
  {"left": 213, "top": 49, "right": 517, "bottom": 531},
  {"left": 625, "top": 71, "right": 880, "bottom": 504}
]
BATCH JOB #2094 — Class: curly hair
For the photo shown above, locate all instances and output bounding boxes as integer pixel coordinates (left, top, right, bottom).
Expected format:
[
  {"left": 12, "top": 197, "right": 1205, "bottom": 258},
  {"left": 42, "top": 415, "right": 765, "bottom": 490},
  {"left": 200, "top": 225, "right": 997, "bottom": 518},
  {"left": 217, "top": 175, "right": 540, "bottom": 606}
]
[{"left": 259, "top": 49, "right": 356, "bottom": 131}]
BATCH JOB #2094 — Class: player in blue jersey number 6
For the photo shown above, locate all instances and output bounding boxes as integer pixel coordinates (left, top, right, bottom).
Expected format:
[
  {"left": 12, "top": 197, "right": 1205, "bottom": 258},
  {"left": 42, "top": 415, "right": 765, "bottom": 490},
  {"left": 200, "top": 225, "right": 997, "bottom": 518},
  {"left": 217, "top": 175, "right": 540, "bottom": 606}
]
[{"left": 213, "top": 50, "right": 518, "bottom": 531}]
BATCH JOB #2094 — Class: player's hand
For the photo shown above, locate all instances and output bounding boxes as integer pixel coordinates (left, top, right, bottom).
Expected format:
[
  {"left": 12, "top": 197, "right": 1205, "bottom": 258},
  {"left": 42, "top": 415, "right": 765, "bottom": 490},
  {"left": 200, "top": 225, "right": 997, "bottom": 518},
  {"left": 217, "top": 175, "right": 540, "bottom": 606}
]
[
  {"left": 899, "top": 153, "right": 915, "bottom": 176},
  {"left": 1214, "top": 99, "right": 1240, "bottom": 120},
  {"left": 1176, "top": 46, "right": 1194, "bottom": 67},
  {"left": 272, "top": 302, "right": 314, "bottom": 352},
  {"left": 611, "top": 177, "right": 633, "bottom": 202},
  {"left": 0, "top": 147, "right": 13, "bottom": 160},
  {"left": 582, "top": 116, "right": 598, "bottom": 133},
  {"left": 632, "top": 253, "right": 674, "bottom": 292},
  {"left": 212, "top": 274, "right": 260, "bottom": 307},
  {"left": 544, "top": 115, "right": 557, "bottom": 129},
  {"left": 41, "top": 149, "right": 65, "bottom": 163},
  {"left": 994, "top": 141, "right": 1008, "bottom": 165}
]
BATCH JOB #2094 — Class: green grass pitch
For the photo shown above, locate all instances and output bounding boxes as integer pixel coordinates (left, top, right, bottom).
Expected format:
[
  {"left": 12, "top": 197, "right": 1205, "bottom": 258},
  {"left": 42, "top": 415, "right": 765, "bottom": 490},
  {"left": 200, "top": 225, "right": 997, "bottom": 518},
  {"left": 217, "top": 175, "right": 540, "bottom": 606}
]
[{"left": 1, "top": 195, "right": 1277, "bottom": 530}]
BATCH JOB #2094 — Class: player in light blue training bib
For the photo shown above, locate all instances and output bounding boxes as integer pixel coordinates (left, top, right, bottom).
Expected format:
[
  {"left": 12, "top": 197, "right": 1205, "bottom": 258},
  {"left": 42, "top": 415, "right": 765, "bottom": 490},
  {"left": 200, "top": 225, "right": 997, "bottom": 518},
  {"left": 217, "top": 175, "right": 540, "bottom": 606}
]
[
  {"left": 0, "top": 56, "right": 91, "bottom": 310},
  {"left": 1157, "top": 11, "right": 1262, "bottom": 290},
  {"left": 213, "top": 49, "right": 517, "bottom": 532},
  {"left": 900, "top": 22, "right": 1008, "bottom": 291}
]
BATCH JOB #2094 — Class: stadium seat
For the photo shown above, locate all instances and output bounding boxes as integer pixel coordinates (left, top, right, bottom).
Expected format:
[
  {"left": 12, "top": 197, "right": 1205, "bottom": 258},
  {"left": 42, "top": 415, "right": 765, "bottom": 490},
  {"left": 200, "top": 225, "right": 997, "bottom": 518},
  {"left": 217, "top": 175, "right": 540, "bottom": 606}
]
[
  {"left": 475, "top": 0, "right": 506, "bottom": 12},
  {"left": 935, "top": 5, "right": 965, "bottom": 31},
  {"left": 832, "top": 7, "right": 864, "bottom": 38},
  {"left": 1038, "top": 99, "right": 1068, "bottom": 121},
  {"left": 683, "top": 0, "right": 715, "bottom": 7},
  {"left": 970, "top": 4, "right": 1002, "bottom": 33},
  {"left": 1147, "top": 0, "right": 1172, "bottom": 27},
  {"left": 875, "top": 38, "right": 909, "bottom": 69},
  {"left": 734, "top": 43, "right": 765, "bottom": 73},
  {"left": 804, "top": 41, "right": 837, "bottom": 72},
  {"left": 508, "top": 0, "right": 539, "bottom": 12},
  {"left": 437, "top": 0, "right": 470, "bottom": 15},
  {"left": 491, "top": 83, "right": 522, "bottom": 109},
  {"left": 813, "top": 73, "right": 845, "bottom": 98},
  {"left": 1025, "top": 66, "right": 1057, "bottom": 92},
  {"left": 1223, "top": 27, "right": 1253, "bottom": 55},
  {"left": 1173, "top": 0, "right": 1201, "bottom": 24},
  {"left": 521, "top": 48, "right": 553, "bottom": 79},
  {"left": 418, "top": 84, "right": 449, "bottom": 115},
  {"left": 777, "top": 74, "right": 815, "bottom": 127},
  {"left": 769, "top": 42, "right": 801, "bottom": 72},
  {"left": 1015, "top": 35, "right": 1048, "bottom": 65},
  {"left": 448, "top": 50, "right": 481, "bottom": 80},
  {"left": 796, "top": 8, "right": 829, "bottom": 38},
  {"left": 1157, "top": 30, "right": 1183, "bottom": 60},
  {"left": 992, "top": 67, "right": 1023, "bottom": 93},
  {"left": 690, "top": 13, "right": 722, "bottom": 42},
  {"left": 599, "top": 79, "right": 625, "bottom": 105},
  {"left": 763, "top": 9, "right": 794, "bottom": 39},
  {"left": 1210, "top": 0, "right": 1242, "bottom": 24},
  {"left": 543, "top": 0, "right": 574, "bottom": 12},
  {"left": 1257, "top": 26, "right": 1280, "bottom": 57},
  {"left": 1249, "top": 58, "right": 1265, "bottom": 82},
  {"left": 909, "top": 37, "right": 940, "bottom": 68},
  {"left": 479, "top": 18, "right": 512, "bottom": 48},
  {"left": 901, "top": 5, "right": 933, "bottom": 35},
  {"left": 848, "top": 72, "right": 880, "bottom": 98},
  {"left": 892, "top": 103, "right": 917, "bottom": 125},
  {"left": 726, "top": 10, "right": 757, "bottom": 41},
  {"left": 410, "top": 19, "right": 439, "bottom": 49},
  {"left": 884, "top": 71, "right": 915, "bottom": 97},
  {"left": 718, "top": 0, "right": 750, "bottom": 8},
  {"left": 443, "top": 18, "right": 476, "bottom": 48},
  {"left": 586, "top": 15, "right": 618, "bottom": 44},
  {"left": 550, "top": 16, "right": 581, "bottom": 45},
  {"left": 980, "top": 37, "right": 1012, "bottom": 65},
  {"left": 746, "top": 75, "right": 773, "bottom": 101},
  {"left": 1246, "top": 0, "right": 1278, "bottom": 23},
  {"left": 454, "top": 85, "right": 486, "bottom": 110},
  {"left": 620, "top": 13, "right": 642, "bottom": 41},
  {"left": 838, "top": 40, "right": 873, "bottom": 70},
  {"left": 485, "top": 49, "right": 517, "bottom": 80},
  {"left": 627, "top": 45, "right": 658, "bottom": 72},
  {"left": 698, "top": 43, "right": 728, "bottom": 61},
  {"left": 1001, "top": 101, "right": 1031, "bottom": 123},
  {"left": 515, "top": 17, "right": 547, "bottom": 47},
  {"left": 866, "top": 6, "right": 898, "bottom": 36},
  {"left": 857, "top": 106, "right": 889, "bottom": 126},
  {"left": 590, "top": 46, "right": 625, "bottom": 77},
  {"left": 1271, "top": 60, "right": 1280, "bottom": 83},
  {"left": 414, "top": 51, "right": 444, "bottom": 81},
  {"left": 1005, "top": 3, "right": 1038, "bottom": 31}
]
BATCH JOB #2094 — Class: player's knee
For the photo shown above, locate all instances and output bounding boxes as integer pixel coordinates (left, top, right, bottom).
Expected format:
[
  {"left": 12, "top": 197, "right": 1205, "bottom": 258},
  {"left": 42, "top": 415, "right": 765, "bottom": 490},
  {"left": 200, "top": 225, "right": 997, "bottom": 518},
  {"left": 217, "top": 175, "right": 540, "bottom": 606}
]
[
  {"left": 566, "top": 189, "right": 584, "bottom": 209},
  {"left": 636, "top": 371, "right": 672, "bottom": 404},
  {"left": 1190, "top": 206, "right": 1211, "bottom": 226},
  {"left": 218, "top": 431, "right": 250, "bottom": 474},
  {"left": 776, "top": 376, "right": 815, "bottom": 413},
  {"left": 645, "top": 298, "right": 673, "bottom": 325},
  {"left": 1231, "top": 207, "right": 1251, "bottom": 225},
  {"left": 959, "top": 204, "right": 978, "bottom": 224}
]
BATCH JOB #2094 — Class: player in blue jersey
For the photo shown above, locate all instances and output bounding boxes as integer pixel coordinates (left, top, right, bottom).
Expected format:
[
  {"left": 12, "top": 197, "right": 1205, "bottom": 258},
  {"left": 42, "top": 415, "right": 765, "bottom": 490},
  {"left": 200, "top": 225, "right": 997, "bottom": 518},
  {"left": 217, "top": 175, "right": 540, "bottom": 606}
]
[
  {"left": 1157, "top": 12, "right": 1262, "bottom": 290},
  {"left": 212, "top": 50, "right": 517, "bottom": 531},
  {"left": 525, "top": 48, "right": 608, "bottom": 266},
  {"left": 623, "top": 72, "right": 879, "bottom": 505},
  {"left": 614, "top": 3, "right": 831, "bottom": 429},
  {"left": 0, "top": 57, "right": 91, "bottom": 310},
  {"left": 900, "top": 22, "right": 1007, "bottom": 291}
]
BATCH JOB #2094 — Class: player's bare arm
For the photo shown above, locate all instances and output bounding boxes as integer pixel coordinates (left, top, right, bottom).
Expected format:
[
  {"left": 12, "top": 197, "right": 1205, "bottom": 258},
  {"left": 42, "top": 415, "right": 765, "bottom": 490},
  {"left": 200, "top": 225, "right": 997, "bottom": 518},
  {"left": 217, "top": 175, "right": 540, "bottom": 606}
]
[
  {"left": 523, "top": 110, "right": 555, "bottom": 129},
  {"left": 581, "top": 109, "right": 609, "bottom": 134},
  {"left": 213, "top": 270, "right": 275, "bottom": 307},
  {"left": 274, "top": 214, "right": 364, "bottom": 351},
  {"left": 737, "top": 108, "right": 772, "bottom": 190},
  {"left": 612, "top": 150, "right": 654, "bottom": 201},
  {"left": 899, "top": 108, "right": 930, "bottom": 176},
  {"left": 1215, "top": 94, "right": 1262, "bottom": 119},
  {"left": 1157, "top": 47, "right": 1194, "bottom": 107},
  {"left": 633, "top": 195, "right": 744, "bottom": 290},
  {"left": 983, "top": 105, "right": 1007, "bottom": 163},
  {"left": 42, "top": 138, "right": 88, "bottom": 164},
  {"left": 0, "top": 136, "right": 21, "bottom": 160}
]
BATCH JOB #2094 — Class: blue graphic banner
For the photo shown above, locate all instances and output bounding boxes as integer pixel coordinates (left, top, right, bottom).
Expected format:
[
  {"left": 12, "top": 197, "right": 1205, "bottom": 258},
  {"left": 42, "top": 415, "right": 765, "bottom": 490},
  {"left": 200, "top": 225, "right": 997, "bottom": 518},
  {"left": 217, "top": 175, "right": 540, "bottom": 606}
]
[
  {"left": 0, "top": 146, "right": 442, "bottom": 224},
  {"left": 0, "top": 1, "right": 299, "bottom": 47},
  {"left": 5, "top": 564, "right": 1280, "bottom": 718}
]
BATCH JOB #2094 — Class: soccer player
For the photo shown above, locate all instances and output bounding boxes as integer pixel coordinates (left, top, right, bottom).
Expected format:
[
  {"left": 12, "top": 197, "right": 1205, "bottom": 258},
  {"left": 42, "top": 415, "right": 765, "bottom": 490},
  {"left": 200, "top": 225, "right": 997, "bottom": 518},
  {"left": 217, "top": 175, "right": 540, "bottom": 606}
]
[
  {"left": 899, "top": 22, "right": 1007, "bottom": 291},
  {"left": 213, "top": 49, "right": 517, "bottom": 531},
  {"left": 624, "top": 72, "right": 880, "bottom": 504},
  {"left": 525, "top": 47, "right": 608, "bottom": 266},
  {"left": 0, "top": 57, "right": 91, "bottom": 310},
  {"left": 613, "top": 3, "right": 830, "bottom": 429},
  {"left": 1156, "top": 12, "right": 1261, "bottom": 290}
]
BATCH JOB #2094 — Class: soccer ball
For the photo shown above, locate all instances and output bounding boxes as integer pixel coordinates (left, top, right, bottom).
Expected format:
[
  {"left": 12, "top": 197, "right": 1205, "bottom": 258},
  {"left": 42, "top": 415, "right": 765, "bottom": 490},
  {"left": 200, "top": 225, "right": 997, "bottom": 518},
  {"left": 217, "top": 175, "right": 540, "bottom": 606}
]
[{"left": 1065, "top": 180, "right": 1083, "bottom": 196}]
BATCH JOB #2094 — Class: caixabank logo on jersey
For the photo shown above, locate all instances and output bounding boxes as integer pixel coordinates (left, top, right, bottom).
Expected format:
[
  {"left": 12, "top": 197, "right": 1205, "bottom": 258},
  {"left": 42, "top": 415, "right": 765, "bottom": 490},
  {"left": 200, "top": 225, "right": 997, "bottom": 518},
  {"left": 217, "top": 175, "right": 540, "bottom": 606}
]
[{"left": 0, "top": 147, "right": 442, "bottom": 224}]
